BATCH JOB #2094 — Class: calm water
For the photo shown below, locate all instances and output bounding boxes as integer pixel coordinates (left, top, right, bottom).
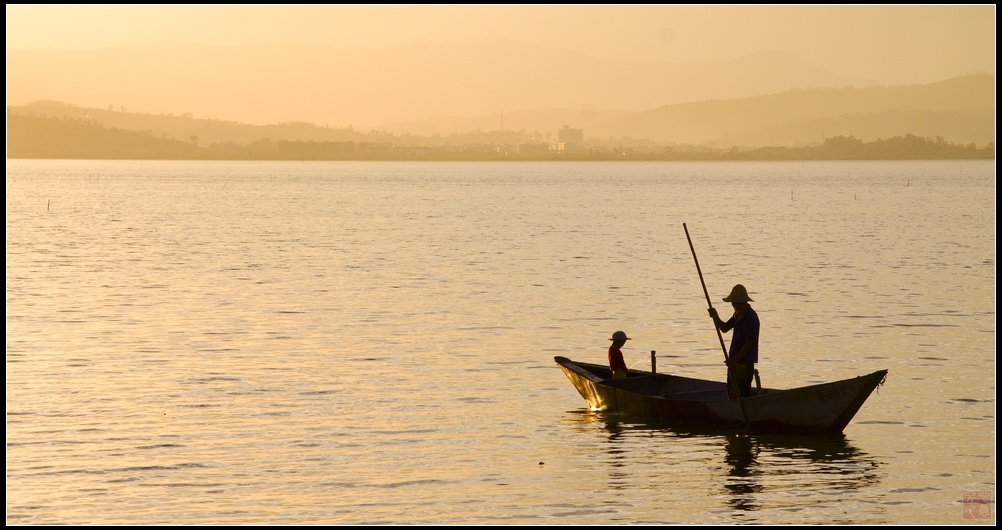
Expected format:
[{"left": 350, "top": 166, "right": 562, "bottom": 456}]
[{"left": 6, "top": 159, "right": 996, "bottom": 525}]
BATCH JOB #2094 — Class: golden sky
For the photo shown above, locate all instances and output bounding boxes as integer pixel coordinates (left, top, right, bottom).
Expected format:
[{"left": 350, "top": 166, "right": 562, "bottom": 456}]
[{"left": 5, "top": 4, "right": 996, "bottom": 85}]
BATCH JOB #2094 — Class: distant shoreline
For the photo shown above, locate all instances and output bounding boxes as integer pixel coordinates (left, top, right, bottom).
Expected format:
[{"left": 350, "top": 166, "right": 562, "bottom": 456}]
[
  {"left": 7, "top": 156, "right": 996, "bottom": 162},
  {"left": 7, "top": 112, "right": 995, "bottom": 162}
]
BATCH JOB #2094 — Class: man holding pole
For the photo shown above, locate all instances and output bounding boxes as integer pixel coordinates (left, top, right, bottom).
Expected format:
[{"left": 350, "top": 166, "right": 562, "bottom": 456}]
[{"left": 708, "top": 284, "right": 760, "bottom": 399}]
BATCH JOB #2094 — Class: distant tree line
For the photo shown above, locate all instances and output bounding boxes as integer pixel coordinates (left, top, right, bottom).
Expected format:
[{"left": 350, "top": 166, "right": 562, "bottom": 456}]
[
  {"left": 722, "top": 134, "right": 993, "bottom": 161},
  {"left": 7, "top": 113, "right": 995, "bottom": 161}
]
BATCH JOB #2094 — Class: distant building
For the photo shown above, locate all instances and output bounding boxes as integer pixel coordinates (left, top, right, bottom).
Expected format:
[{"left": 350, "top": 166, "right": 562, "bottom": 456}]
[{"left": 557, "top": 125, "right": 583, "bottom": 146}]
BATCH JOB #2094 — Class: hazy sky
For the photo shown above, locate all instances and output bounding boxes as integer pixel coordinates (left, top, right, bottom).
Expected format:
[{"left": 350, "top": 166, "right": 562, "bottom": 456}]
[{"left": 5, "top": 4, "right": 996, "bottom": 85}]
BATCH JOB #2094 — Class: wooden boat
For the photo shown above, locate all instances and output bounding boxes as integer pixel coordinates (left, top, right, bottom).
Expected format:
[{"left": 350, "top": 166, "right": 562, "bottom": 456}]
[{"left": 555, "top": 356, "right": 887, "bottom": 435}]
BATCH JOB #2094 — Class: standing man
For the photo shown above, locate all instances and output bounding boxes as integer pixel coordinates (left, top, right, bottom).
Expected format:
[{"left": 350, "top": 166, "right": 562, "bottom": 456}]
[
  {"left": 708, "top": 284, "right": 760, "bottom": 398},
  {"left": 608, "top": 330, "right": 631, "bottom": 380}
]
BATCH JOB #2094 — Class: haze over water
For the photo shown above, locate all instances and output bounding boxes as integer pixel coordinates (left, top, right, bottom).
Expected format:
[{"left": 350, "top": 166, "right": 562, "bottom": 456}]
[
  {"left": 5, "top": 5, "right": 995, "bottom": 130},
  {"left": 6, "top": 159, "right": 995, "bottom": 525}
]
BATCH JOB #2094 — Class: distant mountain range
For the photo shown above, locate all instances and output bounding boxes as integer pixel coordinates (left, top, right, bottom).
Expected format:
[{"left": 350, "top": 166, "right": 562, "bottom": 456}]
[
  {"left": 377, "top": 74, "right": 995, "bottom": 147},
  {"left": 8, "top": 73, "right": 994, "bottom": 149},
  {"left": 6, "top": 39, "right": 996, "bottom": 148},
  {"left": 7, "top": 39, "right": 878, "bottom": 128},
  {"left": 594, "top": 73, "right": 995, "bottom": 147}
]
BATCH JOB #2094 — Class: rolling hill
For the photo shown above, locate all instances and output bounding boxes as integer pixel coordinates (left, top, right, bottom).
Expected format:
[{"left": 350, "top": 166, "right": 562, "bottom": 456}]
[{"left": 7, "top": 74, "right": 995, "bottom": 150}]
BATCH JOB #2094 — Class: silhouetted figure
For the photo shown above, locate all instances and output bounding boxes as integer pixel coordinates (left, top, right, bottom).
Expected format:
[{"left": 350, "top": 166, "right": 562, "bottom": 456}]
[
  {"left": 708, "top": 284, "right": 760, "bottom": 398},
  {"left": 608, "top": 330, "right": 631, "bottom": 380}
]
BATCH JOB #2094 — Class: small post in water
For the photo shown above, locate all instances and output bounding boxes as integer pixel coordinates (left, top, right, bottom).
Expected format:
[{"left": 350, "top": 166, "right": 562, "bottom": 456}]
[{"left": 651, "top": 350, "right": 656, "bottom": 374}]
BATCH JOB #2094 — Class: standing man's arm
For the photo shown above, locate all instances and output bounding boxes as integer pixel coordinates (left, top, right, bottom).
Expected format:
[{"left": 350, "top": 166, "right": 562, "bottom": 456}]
[{"left": 708, "top": 308, "right": 733, "bottom": 332}]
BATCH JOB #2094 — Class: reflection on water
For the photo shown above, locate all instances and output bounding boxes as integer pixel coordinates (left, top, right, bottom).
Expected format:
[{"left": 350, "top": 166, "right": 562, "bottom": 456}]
[
  {"left": 566, "top": 410, "right": 883, "bottom": 520},
  {"left": 601, "top": 421, "right": 632, "bottom": 491},
  {"left": 724, "top": 433, "right": 762, "bottom": 512},
  {"left": 721, "top": 432, "right": 882, "bottom": 516}
]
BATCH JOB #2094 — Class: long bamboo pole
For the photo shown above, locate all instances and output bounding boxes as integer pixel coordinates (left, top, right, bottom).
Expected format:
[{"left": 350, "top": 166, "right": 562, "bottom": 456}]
[{"left": 683, "top": 223, "right": 750, "bottom": 429}]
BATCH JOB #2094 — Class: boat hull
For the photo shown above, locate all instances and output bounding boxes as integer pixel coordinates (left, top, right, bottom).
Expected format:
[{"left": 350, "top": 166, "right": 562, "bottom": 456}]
[{"left": 555, "top": 356, "right": 886, "bottom": 434}]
